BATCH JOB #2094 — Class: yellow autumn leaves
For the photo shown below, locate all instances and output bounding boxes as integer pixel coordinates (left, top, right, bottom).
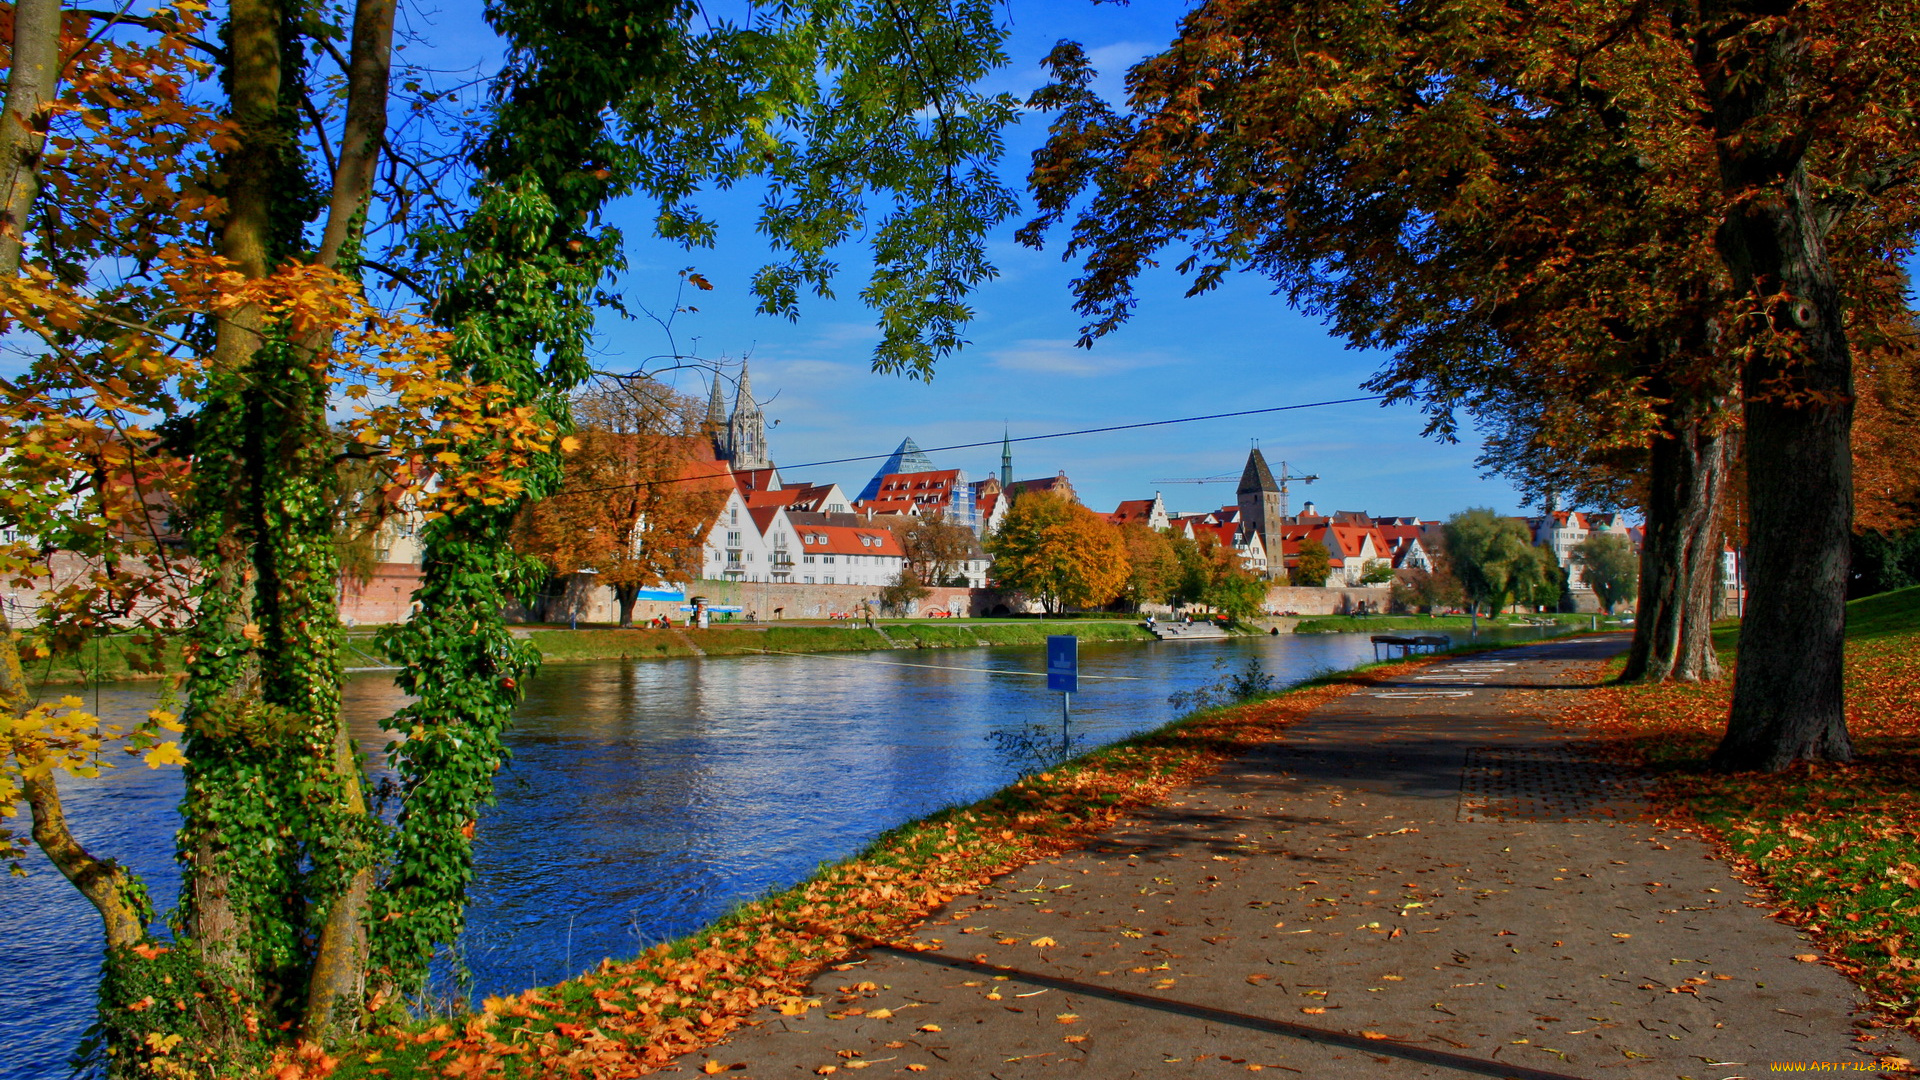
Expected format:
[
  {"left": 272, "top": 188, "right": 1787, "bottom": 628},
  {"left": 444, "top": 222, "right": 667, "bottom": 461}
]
[{"left": 1, "top": 696, "right": 186, "bottom": 865}]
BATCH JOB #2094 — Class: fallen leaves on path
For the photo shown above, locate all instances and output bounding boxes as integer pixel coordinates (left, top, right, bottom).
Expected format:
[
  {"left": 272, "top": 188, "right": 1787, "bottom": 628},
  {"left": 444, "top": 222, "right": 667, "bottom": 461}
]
[{"left": 1562, "top": 631, "right": 1920, "bottom": 1033}]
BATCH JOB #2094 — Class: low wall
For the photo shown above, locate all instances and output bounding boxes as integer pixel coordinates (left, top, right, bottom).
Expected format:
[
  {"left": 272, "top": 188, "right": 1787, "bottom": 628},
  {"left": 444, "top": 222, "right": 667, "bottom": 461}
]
[
  {"left": 1261, "top": 585, "right": 1393, "bottom": 616},
  {"left": 339, "top": 563, "right": 425, "bottom": 626},
  {"left": 508, "top": 579, "right": 1024, "bottom": 626}
]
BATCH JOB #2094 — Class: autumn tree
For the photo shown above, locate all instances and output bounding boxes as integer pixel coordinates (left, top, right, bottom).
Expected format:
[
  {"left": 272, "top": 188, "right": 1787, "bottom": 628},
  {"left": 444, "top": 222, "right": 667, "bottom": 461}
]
[
  {"left": 890, "top": 515, "right": 979, "bottom": 587},
  {"left": 987, "top": 490, "right": 1129, "bottom": 613},
  {"left": 1021, "top": 0, "right": 1920, "bottom": 769},
  {"left": 879, "top": 569, "right": 932, "bottom": 614},
  {"left": 1117, "top": 523, "right": 1179, "bottom": 609},
  {"left": 1290, "top": 539, "right": 1332, "bottom": 588},
  {"left": 514, "top": 380, "right": 728, "bottom": 625},
  {"left": 4, "top": 0, "right": 1022, "bottom": 1071},
  {"left": 1575, "top": 534, "right": 1641, "bottom": 615},
  {"left": 1390, "top": 565, "right": 1463, "bottom": 614}
]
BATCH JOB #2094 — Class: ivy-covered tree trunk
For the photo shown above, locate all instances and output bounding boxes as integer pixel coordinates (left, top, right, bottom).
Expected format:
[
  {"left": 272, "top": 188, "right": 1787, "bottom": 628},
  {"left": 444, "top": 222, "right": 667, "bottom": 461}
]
[
  {"left": 177, "top": 0, "right": 379, "bottom": 1048},
  {"left": 1622, "top": 404, "right": 1730, "bottom": 684},
  {"left": 1697, "top": 6, "right": 1855, "bottom": 771}
]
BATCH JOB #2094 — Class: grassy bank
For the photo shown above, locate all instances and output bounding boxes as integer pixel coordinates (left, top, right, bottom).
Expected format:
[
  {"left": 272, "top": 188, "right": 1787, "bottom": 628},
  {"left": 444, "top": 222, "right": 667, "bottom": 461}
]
[
  {"left": 1291, "top": 611, "right": 1596, "bottom": 634},
  {"left": 16, "top": 633, "right": 187, "bottom": 686},
  {"left": 329, "top": 635, "right": 1534, "bottom": 1079},
  {"left": 1565, "top": 585, "right": 1920, "bottom": 1033},
  {"left": 525, "top": 619, "right": 1159, "bottom": 663}
]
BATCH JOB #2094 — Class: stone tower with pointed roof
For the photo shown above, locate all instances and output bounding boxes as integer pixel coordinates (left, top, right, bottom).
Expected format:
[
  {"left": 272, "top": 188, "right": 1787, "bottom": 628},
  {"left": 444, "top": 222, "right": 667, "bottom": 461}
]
[
  {"left": 1237, "top": 447, "right": 1283, "bottom": 578},
  {"left": 705, "top": 373, "right": 726, "bottom": 434},
  {"left": 718, "top": 362, "right": 771, "bottom": 470}
]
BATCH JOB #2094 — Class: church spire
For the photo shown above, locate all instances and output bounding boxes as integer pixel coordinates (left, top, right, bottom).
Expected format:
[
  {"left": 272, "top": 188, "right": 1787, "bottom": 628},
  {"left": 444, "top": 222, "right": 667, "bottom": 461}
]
[
  {"left": 705, "top": 372, "right": 726, "bottom": 431},
  {"left": 734, "top": 361, "right": 753, "bottom": 412},
  {"left": 724, "top": 360, "right": 770, "bottom": 470},
  {"left": 1000, "top": 426, "right": 1013, "bottom": 490}
]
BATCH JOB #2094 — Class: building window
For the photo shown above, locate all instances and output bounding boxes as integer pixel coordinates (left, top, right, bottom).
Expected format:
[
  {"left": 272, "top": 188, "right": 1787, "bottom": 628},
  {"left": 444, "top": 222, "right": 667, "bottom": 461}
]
[
  {"left": 824, "top": 556, "right": 836, "bottom": 564},
  {"left": 825, "top": 575, "right": 835, "bottom": 584}
]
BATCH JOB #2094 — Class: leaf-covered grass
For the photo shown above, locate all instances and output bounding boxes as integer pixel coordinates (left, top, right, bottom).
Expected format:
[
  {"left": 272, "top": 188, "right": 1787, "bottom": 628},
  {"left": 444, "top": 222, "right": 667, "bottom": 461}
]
[
  {"left": 331, "top": 650, "right": 1453, "bottom": 1078},
  {"left": 1563, "top": 588, "right": 1920, "bottom": 1033}
]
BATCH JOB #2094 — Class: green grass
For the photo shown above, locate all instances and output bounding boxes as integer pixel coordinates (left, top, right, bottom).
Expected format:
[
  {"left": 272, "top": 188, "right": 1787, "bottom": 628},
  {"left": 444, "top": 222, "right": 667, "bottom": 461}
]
[
  {"left": 1847, "top": 584, "right": 1920, "bottom": 641},
  {"left": 525, "top": 619, "right": 1158, "bottom": 665},
  {"left": 19, "top": 634, "right": 185, "bottom": 687}
]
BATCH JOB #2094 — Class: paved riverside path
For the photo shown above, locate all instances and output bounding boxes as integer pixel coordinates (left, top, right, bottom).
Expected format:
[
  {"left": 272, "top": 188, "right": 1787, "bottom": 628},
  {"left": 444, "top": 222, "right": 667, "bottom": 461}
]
[{"left": 681, "top": 636, "right": 1915, "bottom": 1079}]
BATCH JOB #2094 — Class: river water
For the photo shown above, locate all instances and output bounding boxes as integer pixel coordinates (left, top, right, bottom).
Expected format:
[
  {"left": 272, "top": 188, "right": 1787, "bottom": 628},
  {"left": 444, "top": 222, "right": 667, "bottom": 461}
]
[{"left": 0, "top": 628, "right": 1552, "bottom": 1075}]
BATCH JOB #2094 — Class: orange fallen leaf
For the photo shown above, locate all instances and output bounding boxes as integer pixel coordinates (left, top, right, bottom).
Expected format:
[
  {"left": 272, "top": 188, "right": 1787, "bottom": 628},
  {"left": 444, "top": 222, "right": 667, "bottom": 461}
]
[
  {"left": 1362, "top": 1031, "right": 1389, "bottom": 1040},
  {"left": 1056, "top": 1013, "right": 1079, "bottom": 1024},
  {"left": 867, "top": 1008, "right": 893, "bottom": 1019},
  {"left": 1031, "top": 936, "right": 1057, "bottom": 947},
  {"left": 1794, "top": 954, "right": 1820, "bottom": 962},
  {"left": 906, "top": 1066, "right": 928, "bottom": 1073},
  {"left": 918, "top": 1024, "right": 941, "bottom": 1032},
  {"left": 703, "top": 1062, "right": 726, "bottom": 1075},
  {"left": 1301, "top": 1007, "right": 1326, "bottom": 1015}
]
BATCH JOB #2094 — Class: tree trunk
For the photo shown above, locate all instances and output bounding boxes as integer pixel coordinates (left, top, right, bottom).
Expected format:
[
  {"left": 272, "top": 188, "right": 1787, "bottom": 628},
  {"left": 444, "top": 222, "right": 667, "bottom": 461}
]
[
  {"left": 1621, "top": 411, "right": 1730, "bottom": 683},
  {"left": 0, "top": 0, "right": 62, "bottom": 276},
  {"left": 1696, "top": 9, "right": 1854, "bottom": 771},
  {"left": 1711, "top": 174, "right": 1854, "bottom": 768},
  {"left": 300, "top": 0, "right": 398, "bottom": 1039},
  {"left": 181, "top": 0, "right": 283, "bottom": 998},
  {"left": 25, "top": 773, "right": 148, "bottom": 949},
  {"left": 615, "top": 583, "right": 638, "bottom": 627}
]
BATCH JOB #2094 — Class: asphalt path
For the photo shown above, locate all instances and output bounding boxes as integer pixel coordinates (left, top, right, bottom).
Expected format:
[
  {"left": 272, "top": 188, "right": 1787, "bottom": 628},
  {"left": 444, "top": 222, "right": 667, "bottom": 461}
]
[{"left": 680, "top": 635, "right": 1915, "bottom": 1079}]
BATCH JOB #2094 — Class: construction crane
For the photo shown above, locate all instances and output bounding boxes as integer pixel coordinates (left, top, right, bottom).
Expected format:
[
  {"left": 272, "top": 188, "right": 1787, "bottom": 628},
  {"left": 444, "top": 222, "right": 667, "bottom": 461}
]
[{"left": 1152, "top": 462, "right": 1320, "bottom": 522}]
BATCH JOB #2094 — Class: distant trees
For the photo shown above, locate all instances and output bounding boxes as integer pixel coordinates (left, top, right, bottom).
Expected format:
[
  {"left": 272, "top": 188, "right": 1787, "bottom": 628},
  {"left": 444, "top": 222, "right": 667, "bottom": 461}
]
[
  {"left": 513, "top": 381, "right": 730, "bottom": 625},
  {"left": 1574, "top": 534, "right": 1641, "bottom": 616},
  {"left": 987, "top": 491, "right": 1129, "bottom": 613},
  {"left": 1442, "top": 510, "right": 1539, "bottom": 616},
  {"left": 1165, "top": 532, "right": 1266, "bottom": 618},
  {"left": 1391, "top": 564, "right": 1464, "bottom": 614},
  {"left": 1290, "top": 540, "right": 1332, "bottom": 588}
]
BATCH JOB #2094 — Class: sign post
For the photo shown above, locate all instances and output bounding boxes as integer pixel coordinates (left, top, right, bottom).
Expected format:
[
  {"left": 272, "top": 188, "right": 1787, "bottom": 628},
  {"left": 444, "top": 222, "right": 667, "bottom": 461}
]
[{"left": 1046, "top": 635, "right": 1078, "bottom": 751}]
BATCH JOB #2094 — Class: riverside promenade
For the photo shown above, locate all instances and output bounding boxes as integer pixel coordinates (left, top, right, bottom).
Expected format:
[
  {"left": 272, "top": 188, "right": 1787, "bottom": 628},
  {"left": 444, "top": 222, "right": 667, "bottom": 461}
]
[{"left": 683, "top": 636, "right": 1916, "bottom": 1078}]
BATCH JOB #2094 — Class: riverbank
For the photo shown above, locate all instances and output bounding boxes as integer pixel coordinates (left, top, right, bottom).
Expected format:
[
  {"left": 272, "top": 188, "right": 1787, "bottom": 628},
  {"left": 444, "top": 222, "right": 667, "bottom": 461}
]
[
  {"left": 324, "top": 633, "right": 1577, "bottom": 1080},
  {"left": 523, "top": 618, "right": 1174, "bottom": 663},
  {"left": 1291, "top": 611, "right": 1600, "bottom": 634}
]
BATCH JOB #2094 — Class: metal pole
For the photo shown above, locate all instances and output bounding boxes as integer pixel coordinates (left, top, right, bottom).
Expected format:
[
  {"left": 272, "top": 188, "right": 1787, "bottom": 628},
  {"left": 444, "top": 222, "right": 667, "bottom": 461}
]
[{"left": 1062, "top": 691, "right": 1071, "bottom": 754}]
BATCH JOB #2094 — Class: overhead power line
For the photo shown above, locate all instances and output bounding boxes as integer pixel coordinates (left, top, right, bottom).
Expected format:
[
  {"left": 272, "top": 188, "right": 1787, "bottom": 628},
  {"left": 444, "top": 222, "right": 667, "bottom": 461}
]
[{"left": 547, "top": 393, "right": 1390, "bottom": 499}]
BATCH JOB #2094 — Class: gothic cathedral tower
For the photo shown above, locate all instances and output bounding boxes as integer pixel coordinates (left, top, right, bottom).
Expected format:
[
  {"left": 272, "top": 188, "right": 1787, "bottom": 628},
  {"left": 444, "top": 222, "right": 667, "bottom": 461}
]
[
  {"left": 1237, "top": 448, "right": 1283, "bottom": 576},
  {"left": 724, "top": 362, "right": 771, "bottom": 470}
]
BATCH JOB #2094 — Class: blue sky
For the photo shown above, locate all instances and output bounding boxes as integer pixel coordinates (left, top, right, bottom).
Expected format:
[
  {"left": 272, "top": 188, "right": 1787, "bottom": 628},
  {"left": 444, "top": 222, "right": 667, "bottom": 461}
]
[
  {"left": 7, "top": 1, "right": 1542, "bottom": 523},
  {"left": 591, "top": 0, "right": 1536, "bottom": 523}
]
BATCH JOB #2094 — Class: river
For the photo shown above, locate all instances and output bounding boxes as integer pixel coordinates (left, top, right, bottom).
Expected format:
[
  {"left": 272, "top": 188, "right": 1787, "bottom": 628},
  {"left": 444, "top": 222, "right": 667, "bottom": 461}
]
[{"left": 0, "top": 628, "right": 1553, "bottom": 1076}]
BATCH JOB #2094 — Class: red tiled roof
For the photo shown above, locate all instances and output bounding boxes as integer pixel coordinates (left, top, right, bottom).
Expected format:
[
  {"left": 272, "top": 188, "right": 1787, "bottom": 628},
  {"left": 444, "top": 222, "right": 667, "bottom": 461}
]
[
  {"left": 856, "top": 470, "right": 962, "bottom": 515},
  {"left": 1111, "top": 498, "right": 1157, "bottom": 524},
  {"left": 793, "top": 524, "right": 905, "bottom": 558}
]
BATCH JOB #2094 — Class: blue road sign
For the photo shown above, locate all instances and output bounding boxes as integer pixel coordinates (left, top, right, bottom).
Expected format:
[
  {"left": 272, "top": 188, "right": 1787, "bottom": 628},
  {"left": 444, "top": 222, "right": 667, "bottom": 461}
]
[{"left": 1046, "top": 635, "right": 1078, "bottom": 693}]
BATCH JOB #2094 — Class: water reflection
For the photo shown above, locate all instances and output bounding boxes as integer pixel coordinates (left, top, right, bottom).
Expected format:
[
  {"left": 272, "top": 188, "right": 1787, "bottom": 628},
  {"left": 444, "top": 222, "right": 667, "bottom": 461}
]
[{"left": 3, "top": 629, "right": 1555, "bottom": 1076}]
